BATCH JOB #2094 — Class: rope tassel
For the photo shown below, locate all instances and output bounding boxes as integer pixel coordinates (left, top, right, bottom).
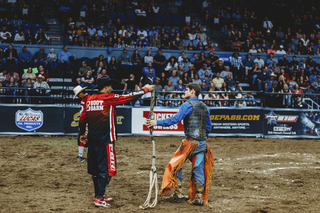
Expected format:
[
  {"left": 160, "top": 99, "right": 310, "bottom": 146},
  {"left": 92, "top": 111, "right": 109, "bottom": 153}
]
[{"left": 140, "top": 90, "right": 159, "bottom": 209}]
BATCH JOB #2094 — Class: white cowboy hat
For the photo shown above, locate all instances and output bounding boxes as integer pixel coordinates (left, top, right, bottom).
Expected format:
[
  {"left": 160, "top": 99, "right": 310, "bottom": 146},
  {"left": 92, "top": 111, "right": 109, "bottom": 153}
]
[
  {"left": 73, "top": 85, "right": 87, "bottom": 99},
  {"left": 235, "top": 93, "right": 243, "bottom": 99}
]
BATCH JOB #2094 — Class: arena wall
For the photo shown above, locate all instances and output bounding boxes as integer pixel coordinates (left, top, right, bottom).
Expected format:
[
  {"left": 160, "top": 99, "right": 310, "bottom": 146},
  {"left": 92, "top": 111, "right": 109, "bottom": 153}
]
[{"left": 0, "top": 104, "right": 319, "bottom": 138}]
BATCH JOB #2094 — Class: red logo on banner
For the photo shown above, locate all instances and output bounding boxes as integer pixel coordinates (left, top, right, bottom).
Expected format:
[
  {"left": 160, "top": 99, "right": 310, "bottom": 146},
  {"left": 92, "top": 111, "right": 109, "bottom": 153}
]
[{"left": 143, "top": 111, "right": 184, "bottom": 131}]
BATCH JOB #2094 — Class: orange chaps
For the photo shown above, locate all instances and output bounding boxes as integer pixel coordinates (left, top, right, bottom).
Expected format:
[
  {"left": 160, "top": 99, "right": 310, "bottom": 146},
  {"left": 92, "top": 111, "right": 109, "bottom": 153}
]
[{"left": 159, "top": 139, "right": 214, "bottom": 205}]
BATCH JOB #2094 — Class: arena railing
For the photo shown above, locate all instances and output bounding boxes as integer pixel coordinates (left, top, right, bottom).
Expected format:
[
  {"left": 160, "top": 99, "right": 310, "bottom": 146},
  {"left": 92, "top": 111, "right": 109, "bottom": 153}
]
[{"left": 1, "top": 88, "right": 319, "bottom": 109}]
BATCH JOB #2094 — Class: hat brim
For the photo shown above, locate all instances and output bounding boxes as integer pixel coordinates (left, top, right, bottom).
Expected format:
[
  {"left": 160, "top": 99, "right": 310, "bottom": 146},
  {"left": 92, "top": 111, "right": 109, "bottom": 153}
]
[
  {"left": 95, "top": 79, "right": 119, "bottom": 90},
  {"left": 73, "top": 86, "right": 88, "bottom": 99}
]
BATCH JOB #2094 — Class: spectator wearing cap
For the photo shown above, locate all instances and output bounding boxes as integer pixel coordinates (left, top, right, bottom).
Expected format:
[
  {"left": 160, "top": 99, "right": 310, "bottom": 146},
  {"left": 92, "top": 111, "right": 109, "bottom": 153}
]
[
  {"left": 58, "top": 45, "right": 76, "bottom": 75},
  {"left": 77, "top": 61, "right": 92, "bottom": 84},
  {"left": 244, "top": 92, "right": 256, "bottom": 106},
  {"left": 200, "top": 80, "right": 209, "bottom": 93},
  {"left": 276, "top": 45, "right": 286, "bottom": 55},
  {"left": 19, "top": 46, "right": 33, "bottom": 69},
  {"left": 198, "top": 63, "right": 213, "bottom": 79},
  {"left": 154, "top": 77, "right": 163, "bottom": 93}
]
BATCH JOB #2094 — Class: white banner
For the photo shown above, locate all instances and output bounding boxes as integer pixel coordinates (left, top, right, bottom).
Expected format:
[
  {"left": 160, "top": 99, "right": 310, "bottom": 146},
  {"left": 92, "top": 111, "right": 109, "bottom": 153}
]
[{"left": 131, "top": 107, "right": 185, "bottom": 136}]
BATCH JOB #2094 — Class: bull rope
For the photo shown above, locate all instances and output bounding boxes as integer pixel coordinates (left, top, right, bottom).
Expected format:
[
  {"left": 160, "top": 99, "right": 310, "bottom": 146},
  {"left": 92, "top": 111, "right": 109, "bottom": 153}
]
[{"left": 140, "top": 90, "right": 158, "bottom": 209}]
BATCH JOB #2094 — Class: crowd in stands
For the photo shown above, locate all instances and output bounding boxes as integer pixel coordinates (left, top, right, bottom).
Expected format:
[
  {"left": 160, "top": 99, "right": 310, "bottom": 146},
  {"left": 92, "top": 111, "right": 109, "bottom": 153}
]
[
  {"left": 0, "top": 0, "right": 320, "bottom": 108},
  {"left": 0, "top": 42, "right": 319, "bottom": 107}
]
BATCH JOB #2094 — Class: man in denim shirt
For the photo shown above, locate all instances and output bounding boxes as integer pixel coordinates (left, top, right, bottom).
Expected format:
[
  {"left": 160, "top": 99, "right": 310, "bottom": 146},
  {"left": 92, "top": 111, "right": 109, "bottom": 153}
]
[{"left": 147, "top": 83, "right": 213, "bottom": 205}]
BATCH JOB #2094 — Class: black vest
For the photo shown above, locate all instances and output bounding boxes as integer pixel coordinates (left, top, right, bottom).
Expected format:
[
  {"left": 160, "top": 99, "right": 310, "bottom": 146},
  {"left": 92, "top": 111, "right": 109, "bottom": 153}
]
[{"left": 183, "top": 100, "right": 207, "bottom": 141}]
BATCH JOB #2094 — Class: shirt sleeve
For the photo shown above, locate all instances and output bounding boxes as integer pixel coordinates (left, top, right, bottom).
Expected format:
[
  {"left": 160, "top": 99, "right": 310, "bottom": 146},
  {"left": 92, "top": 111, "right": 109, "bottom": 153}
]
[
  {"left": 79, "top": 99, "right": 88, "bottom": 135},
  {"left": 105, "top": 88, "right": 148, "bottom": 106},
  {"left": 206, "top": 107, "right": 212, "bottom": 136},
  {"left": 157, "top": 102, "right": 192, "bottom": 126}
]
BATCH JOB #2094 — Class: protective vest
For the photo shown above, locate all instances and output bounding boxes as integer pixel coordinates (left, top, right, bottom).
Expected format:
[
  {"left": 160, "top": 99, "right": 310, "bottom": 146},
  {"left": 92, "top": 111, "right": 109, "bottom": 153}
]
[{"left": 183, "top": 100, "right": 207, "bottom": 141}]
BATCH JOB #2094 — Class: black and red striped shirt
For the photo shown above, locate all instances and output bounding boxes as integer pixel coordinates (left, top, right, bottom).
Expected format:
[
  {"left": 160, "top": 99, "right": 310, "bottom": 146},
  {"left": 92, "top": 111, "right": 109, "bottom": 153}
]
[{"left": 79, "top": 89, "right": 147, "bottom": 145}]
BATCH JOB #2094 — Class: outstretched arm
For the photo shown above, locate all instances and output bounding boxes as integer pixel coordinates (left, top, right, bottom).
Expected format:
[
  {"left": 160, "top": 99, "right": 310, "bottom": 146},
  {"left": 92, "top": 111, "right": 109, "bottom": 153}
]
[{"left": 146, "top": 102, "right": 192, "bottom": 127}]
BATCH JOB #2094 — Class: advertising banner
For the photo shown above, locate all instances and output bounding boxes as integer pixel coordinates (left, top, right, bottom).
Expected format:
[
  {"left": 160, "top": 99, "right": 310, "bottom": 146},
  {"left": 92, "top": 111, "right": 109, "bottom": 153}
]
[
  {"left": 210, "top": 107, "right": 263, "bottom": 136},
  {"left": 0, "top": 104, "right": 64, "bottom": 134},
  {"left": 132, "top": 107, "right": 185, "bottom": 136},
  {"left": 64, "top": 106, "right": 132, "bottom": 135},
  {"left": 263, "top": 108, "right": 320, "bottom": 138}
]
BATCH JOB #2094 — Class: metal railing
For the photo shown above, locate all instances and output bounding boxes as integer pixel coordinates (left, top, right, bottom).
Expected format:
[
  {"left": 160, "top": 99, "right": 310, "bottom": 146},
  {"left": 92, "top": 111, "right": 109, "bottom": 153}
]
[{"left": 0, "top": 87, "right": 319, "bottom": 109}]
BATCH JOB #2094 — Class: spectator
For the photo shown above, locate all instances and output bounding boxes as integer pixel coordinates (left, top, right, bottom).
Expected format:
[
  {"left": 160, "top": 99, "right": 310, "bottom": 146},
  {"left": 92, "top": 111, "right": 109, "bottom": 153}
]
[
  {"left": 168, "top": 70, "right": 179, "bottom": 87},
  {"left": 107, "top": 56, "right": 118, "bottom": 80},
  {"left": 33, "top": 47, "right": 47, "bottom": 67},
  {"left": 175, "top": 79, "right": 186, "bottom": 91},
  {"left": 253, "top": 54, "right": 265, "bottom": 69},
  {"left": 24, "top": 29, "right": 35, "bottom": 44},
  {"left": 58, "top": 45, "right": 76, "bottom": 75},
  {"left": 4, "top": 44, "right": 18, "bottom": 65},
  {"left": 35, "top": 28, "right": 49, "bottom": 45},
  {"left": 97, "top": 68, "right": 109, "bottom": 79},
  {"left": 14, "top": 29, "right": 25, "bottom": 43},
  {"left": 23, "top": 78, "right": 33, "bottom": 103},
  {"left": 33, "top": 74, "right": 51, "bottom": 104},
  {"left": 266, "top": 53, "right": 278, "bottom": 66},
  {"left": 280, "top": 84, "right": 292, "bottom": 108},
  {"left": 5, "top": 69, "right": 20, "bottom": 83},
  {"left": 144, "top": 50, "right": 153, "bottom": 64},
  {"left": 230, "top": 52, "right": 244, "bottom": 79},
  {"left": 153, "top": 49, "right": 167, "bottom": 76},
  {"left": 80, "top": 70, "right": 95, "bottom": 89},
  {"left": 5, "top": 76, "right": 18, "bottom": 103},
  {"left": 164, "top": 80, "right": 174, "bottom": 92},
  {"left": 231, "top": 81, "right": 243, "bottom": 92},
  {"left": 234, "top": 93, "right": 247, "bottom": 107},
  {"left": 0, "top": 69, "right": 7, "bottom": 83},
  {"left": 36, "top": 65, "right": 50, "bottom": 83},
  {"left": 159, "top": 72, "right": 168, "bottom": 88},
  {"left": 123, "top": 74, "right": 137, "bottom": 94},
  {"left": 0, "top": 26, "right": 12, "bottom": 43},
  {"left": 154, "top": 77, "right": 162, "bottom": 93},
  {"left": 182, "top": 72, "right": 191, "bottom": 86},
  {"left": 165, "top": 56, "right": 178, "bottom": 73},
  {"left": 77, "top": 61, "right": 92, "bottom": 84},
  {"left": 276, "top": 45, "right": 286, "bottom": 55},
  {"left": 47, "top": 48, "right": 58, "bottom": 73},
  {"left": 143, "top": 62, "right": 156, "bottom": 78},
  {"left": 198, "top": 63, "right": 213, "bottom": 79},
  {"left": 243, "top": 53, "right": 254, "bottom": 79},
  {"left": 21, "top": 67, "right": 36, "bottom": 84},
  {"left": 19, "top": 46, "right": 33, "bottom": 69},
  {"left": 212, "top": 72, "right": 224, "bottom": 90},
  {"left": 192, "top": 73, "right": 202, "bottom": 84},
  {"left": 137, "top": 28, "right": 148, "bottom": 41},
  {"left": 131, "top": 49, "right": 142, "bottom": 66}
]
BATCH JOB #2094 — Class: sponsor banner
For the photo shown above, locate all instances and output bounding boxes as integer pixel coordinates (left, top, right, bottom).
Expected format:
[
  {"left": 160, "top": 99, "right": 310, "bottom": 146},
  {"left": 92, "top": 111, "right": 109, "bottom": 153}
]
[
  {"left": 263, "top": 109, "right": 320, "bottom": 137},
  {"left": 0, "top": 104, "right": 64, "bottom": 134},
  {"left": 132, "top": 107, "right": 185, "bottom": 135},
  {"left": 65, "top": 106, "right": 132, "bottom": 134},
  {"left": 210, "top": 108, "right": 263, "bottom": 135}
]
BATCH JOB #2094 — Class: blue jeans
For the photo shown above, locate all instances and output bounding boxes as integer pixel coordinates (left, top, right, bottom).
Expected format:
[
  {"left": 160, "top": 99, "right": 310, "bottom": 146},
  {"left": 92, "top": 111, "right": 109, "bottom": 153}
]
[{"left": 177, "top": 140, "right": 206, "bottom": 187}]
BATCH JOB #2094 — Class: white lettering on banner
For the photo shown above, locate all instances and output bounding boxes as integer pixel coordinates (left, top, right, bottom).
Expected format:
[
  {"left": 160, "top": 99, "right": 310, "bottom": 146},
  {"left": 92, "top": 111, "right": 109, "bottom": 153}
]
[
  {"left": 153, "top": 112, "right": 178, "bottom": 129},
  {"left": 109, "top": 144, "right": 116, "bottom": 171},
  {"left": 87, "top": 100, "right": 104, "bottom": 111}
]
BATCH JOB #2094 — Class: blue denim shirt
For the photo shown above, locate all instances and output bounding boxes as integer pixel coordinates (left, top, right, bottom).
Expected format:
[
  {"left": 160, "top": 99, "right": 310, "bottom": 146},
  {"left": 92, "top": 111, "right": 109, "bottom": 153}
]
[{"left": 157, "top": 97, "right": 212, "bottom": 136}]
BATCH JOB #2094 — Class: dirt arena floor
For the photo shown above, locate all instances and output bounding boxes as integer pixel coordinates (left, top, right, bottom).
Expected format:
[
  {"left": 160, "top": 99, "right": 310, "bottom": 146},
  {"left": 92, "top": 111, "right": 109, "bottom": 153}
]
[{"left": 0, "top": 136, "right": 319, "bottom": 213}]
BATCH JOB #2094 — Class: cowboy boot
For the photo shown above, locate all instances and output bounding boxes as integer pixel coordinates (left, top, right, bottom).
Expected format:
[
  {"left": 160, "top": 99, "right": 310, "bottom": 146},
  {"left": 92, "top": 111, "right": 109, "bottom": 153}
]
[
  {"left": 189, "top": 183, "right": 204, "bottom": 206},
  {"left": 171, "top": 179, "right": 188, "bottom": 199}
]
